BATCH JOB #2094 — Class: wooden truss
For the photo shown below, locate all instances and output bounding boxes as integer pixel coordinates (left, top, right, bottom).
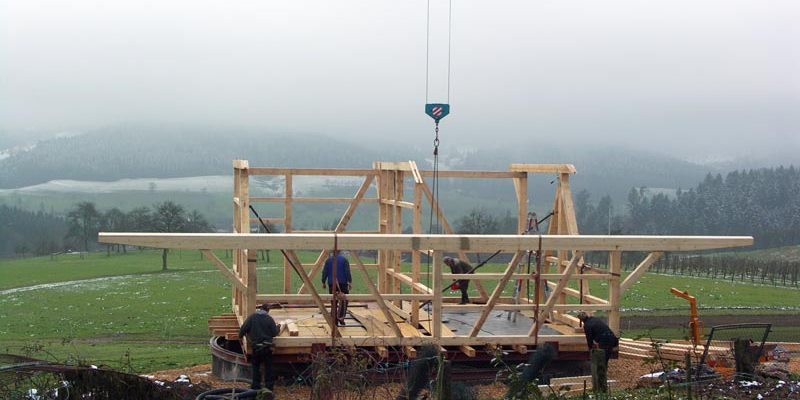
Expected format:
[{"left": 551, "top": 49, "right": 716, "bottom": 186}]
[{"left": 99, "top": 160, "right": 753, "bottom": 356}]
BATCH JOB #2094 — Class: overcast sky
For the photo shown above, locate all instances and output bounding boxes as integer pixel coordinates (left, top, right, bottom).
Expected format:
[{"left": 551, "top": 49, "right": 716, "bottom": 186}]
[{"left": 1, "top": 0, "right": 798, "bottom": 160}]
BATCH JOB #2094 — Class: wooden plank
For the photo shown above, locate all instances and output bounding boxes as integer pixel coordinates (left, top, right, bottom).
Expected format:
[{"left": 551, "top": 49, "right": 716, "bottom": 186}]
[
  {"left": 380, "top": 199, "right": 415, "bottom": 209},
  {"left": 508, "top": 164, "right": 577, "bottom": 174},
  {"left": 459, "top": 345, "right": 476, "bottom": 357},
  {"left": 350, "top": 252, "right": 403, "bottom": 337},
  {"left": 442, "top": 273, "right": 611, "bottom": 280},
  {"left": 620, "top": 252, "right": 663, "bottom": 293},
  {"left": 99, "top": 233, "right": 755, "bottom": 252},
  {"left": 270, "top": 335, "right": 586, "bottom": 347},
  {"left": 375, "top": 346, "right": 389, "bottom": 359},
  {"left": 388, "top": 269, "right": 433, "bottom": 294},
  {"left": 251, "top": 197, "right": 379, "bottom": 203},
  {"left": 256, "top": 294, "right": 433, "bottom": 302},
  {"left": 249, "top": 167, "right": 377, "bottom": 176},
  {"left": 468, "top": 251, "right": 524, "bottom": 337},
  {"left": 529, "top": 252, "right": 583, "bottom": 336},
  {"left": 202, "top": 250, "right": 247, "bottom": 291},
  {"left": 420, "top": 170, "right": 525, "bottom": 178}
]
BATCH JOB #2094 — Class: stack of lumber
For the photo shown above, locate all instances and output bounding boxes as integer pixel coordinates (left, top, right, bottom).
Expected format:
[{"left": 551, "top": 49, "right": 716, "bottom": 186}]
[
  {"left": 619, "top": 338, "right": 729, "bottom": 362},
  {"left": 538, "top": 375, "right": 617, "bottom": 396},
  {"left": 208, "top": 314, "right": 240, "bottom": 340}
]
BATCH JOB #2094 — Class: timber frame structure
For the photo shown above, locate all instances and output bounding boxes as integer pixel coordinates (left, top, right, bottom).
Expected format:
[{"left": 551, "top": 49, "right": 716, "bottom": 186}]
[{"left": 99, "top": 160, "right": 753, "bottom": 360}]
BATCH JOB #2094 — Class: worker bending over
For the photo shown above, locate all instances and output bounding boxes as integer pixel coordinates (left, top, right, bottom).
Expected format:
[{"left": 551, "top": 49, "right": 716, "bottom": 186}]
[
  {"left": 239, "top": 303, "right": 280, "bottom": 392},
  {"left": 576, "top": 312, "right": 619, "bottom": 367},
  {"left": 321, "top": 250, "right": 352, "bottom": 326},
  {"left": 443, "top": 256, "right": 473, "bottom": 304}
]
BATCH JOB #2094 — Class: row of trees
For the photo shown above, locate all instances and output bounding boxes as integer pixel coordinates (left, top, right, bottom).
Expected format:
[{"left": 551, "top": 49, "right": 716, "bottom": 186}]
[
  {"left": 1, "top": 201, "right": 212, "bottom": 268},
  {"left": 65, "top": 201, "right": 212, "bottom": 269},
  {"left": 622, "top": 166, "right": 800, "bottom": 248}
]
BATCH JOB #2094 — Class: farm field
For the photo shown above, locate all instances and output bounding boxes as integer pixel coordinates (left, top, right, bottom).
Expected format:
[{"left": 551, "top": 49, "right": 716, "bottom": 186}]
[{"left": 1, "top": 250, "right": 798, "bottom": 372}]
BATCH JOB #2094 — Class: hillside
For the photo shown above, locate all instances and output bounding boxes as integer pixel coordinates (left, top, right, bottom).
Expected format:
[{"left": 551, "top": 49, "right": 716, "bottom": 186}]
[{"left": 1, "top": 126, "right": 714, "bottom": 201}]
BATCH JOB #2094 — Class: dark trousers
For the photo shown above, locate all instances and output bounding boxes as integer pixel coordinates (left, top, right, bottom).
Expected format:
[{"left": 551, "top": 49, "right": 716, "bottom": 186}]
[
  {"left": 250, "top": 351, "right": 274, "bottom": 390},
  {"left": 329, "top": 283, "right": 349, "bottom": 321},
  {"left": 458, "top": 280, "right": 470, "bottom": 304},
  {"left": 598, "top": 334, "right": 619, "bottom": 366}
]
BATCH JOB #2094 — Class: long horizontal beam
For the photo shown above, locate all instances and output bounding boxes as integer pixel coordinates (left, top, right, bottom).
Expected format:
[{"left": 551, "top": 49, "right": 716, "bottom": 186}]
[
  {"left": 272, "top": 334, "right": 585, "bottom": 347},
  {"left": 99, "top": 233, "right": 753, "bottom": 252}
]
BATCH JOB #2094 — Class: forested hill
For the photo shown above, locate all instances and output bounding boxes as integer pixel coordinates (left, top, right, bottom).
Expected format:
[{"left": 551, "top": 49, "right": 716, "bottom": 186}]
[
  {"left": 605, "top": 166, "right": 800, "bottom": 248},
  {"left": 0, "top": 125, "right": 390, "bottom": 188},
  {"left": 0, "top": 125, "right": 731, "bottom": 199}
]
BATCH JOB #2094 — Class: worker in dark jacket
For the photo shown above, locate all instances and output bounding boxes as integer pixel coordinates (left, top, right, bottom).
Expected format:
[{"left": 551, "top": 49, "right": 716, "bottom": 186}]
[
  {"left": 577, "top": 312, "right": 619, "bottom": 366},
  {"left": 239, "top": 303, "right": 280, "bottom": 391},
  {"left": 321, "top": 250, "right": 352, "bottom": 325},
  {"left": 443, "top": 256, "right": 473, "bottom": 304}
]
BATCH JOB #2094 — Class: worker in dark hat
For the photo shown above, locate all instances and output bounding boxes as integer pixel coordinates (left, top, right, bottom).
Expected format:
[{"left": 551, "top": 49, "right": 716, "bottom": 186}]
[
  {"left": 239, "top": 303, "right": 280, "bottom": 392},
  {"left": 443, "top": 256, "right": 473, "bottom": 304},
  {"left": 576, "top": 312, "right": 619, "bottom": 367}
]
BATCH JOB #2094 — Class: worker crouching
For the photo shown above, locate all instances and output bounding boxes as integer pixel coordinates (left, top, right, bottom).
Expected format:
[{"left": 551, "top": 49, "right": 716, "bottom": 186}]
[
  {"left": 443, "top": 256, "right": 473, "bottom": 304},
  {"left": 576, "top": 312, "right": 619, "bottom": 367}
]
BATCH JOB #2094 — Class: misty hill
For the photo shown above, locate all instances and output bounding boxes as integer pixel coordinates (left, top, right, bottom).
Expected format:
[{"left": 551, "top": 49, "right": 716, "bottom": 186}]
[
  {"left": 0, "top": 125, "right": 726, "bottom": 202},
  {"left": 0, "top": 125, "right": 390, "bottom": 189}
]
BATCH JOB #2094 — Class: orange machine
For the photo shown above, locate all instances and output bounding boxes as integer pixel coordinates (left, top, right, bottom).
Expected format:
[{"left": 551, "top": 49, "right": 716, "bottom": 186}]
[{"left": 670, "top": 288, "right": 704, "bottom": 346}]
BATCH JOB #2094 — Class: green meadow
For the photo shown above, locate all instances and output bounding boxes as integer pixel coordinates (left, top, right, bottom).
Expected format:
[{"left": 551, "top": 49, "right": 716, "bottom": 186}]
[{"left": 1, "top": 250, "right": 797, "bottom": 372}]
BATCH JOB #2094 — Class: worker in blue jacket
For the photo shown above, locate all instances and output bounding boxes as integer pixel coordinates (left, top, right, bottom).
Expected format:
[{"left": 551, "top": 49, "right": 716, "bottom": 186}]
[{"left": 321, "top": 250, "right": 352, "bottom": 326}]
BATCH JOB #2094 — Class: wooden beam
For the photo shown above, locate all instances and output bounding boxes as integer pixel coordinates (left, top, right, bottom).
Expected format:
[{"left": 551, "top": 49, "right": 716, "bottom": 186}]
[
  {"left": 459, "top": 345, "right": 476, "bottom": 357},
  {"left": 270, "top": 335, "right": 585, "bottom": 347},
  {"left": 249, "top": 167, "right": 377, "bottom": 176},
  {"left": 375, "top": 346, "right": 389, "bottom": 359},
  {"left": 388, "top": 269, "right": 433, "bottom": 294},
  {"left": 380, "top": 200, "right": 415, "bottom": 209},
  {"left": 432, "top": 250, "right": 443, "bottom": 338},
  {"left": 442, "top": 273, "right": 611, "bottom": 280},
  {"left": 350, "top": 253, "right": 403, "bottom": 337},
  {"left": 100, "top": 233, "right": 755, "bottom": 252},
  {"left": 201, "top": 250, "right": 247, "bottom": 292},
  {"left": 545, "top": 282, "right": 608, "bottom": 304},
  {"left": 257, "top": 294, "right": 433, "bottom": 302},
  {"left": 608, "top": 251, "right": 622, "bottom": 335},
  {"left": 620, "top": 252, "right": 663, "bottom": 293},
  {"left": 251, "top": 197, "right": 379, "bottom": 203},
  {"left": 508, "top": 164, "right": 577, "bottom": 174},
  {"left": 468, "top": 251, "right": 524, "bottom": 337},
  {"left": 420, "top": 170, "right": 525, "bottom": 179}
]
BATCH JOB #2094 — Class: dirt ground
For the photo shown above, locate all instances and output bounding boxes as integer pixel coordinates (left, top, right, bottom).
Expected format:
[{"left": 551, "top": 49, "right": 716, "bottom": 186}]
[{"left": 150, "top": 346, "right": 799, "bottom": 399}]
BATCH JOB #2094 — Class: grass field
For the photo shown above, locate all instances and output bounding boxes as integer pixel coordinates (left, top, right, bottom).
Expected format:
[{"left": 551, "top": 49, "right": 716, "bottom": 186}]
[{"left": 1, "top": 250, "right": 798, "bottom": 372}]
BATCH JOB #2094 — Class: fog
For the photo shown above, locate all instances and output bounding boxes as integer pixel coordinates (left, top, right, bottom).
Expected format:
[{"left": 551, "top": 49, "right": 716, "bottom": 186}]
[{"left": 1, "top": 0, "right": 798, "bottom": 160}]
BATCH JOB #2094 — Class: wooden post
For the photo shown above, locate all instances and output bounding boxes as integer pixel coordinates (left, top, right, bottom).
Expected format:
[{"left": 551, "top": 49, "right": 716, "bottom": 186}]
[
  {"left": 608, "top": 251, "right": 622, "bottom": 335},
  {"left": 591, "top": 348, "right": 608, "bottom": 393},
  {"left": 283, "top": 174, "right": 292, "bottom": 294},
  {"left": 432, "top": 250, "right": 442, "bottom": 338},
  {"left": 412, "top": 182, "right": 422, "bottom": 326}
]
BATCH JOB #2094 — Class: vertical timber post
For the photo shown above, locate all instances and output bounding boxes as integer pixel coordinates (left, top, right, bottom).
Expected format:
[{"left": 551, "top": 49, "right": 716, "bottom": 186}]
[
  {"left": 608, "top": 250, "right": 622, "bottom": 335},
  {"left": 432, "top": 250, "right": 443, "bottom": 339},
  {"left": 411, "top": 182, "right": 422, "bottom": 326},
  {"left": 283, "top": 174, "right": 293, "bottom": 293},
  {"left": 591, "top": 348, "right": 608, "bottom": 393}
]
